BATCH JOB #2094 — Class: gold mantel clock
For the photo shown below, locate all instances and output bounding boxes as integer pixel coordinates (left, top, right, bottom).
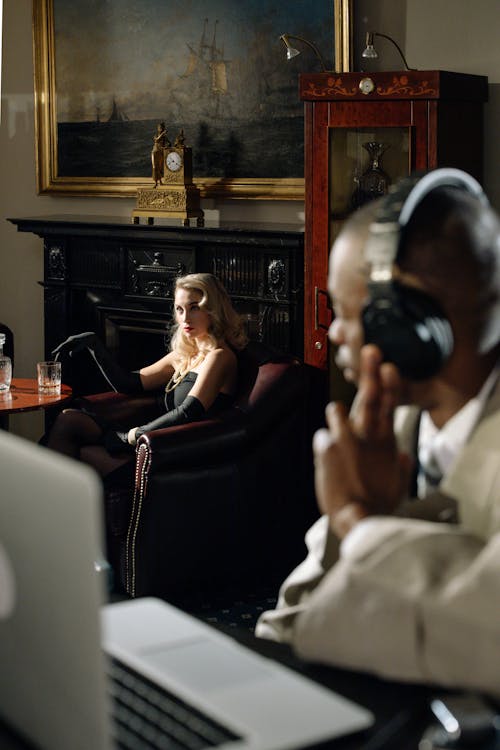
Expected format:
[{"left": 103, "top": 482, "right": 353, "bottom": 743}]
[{"left": 132, "top": 130, "right": 204, "bottom": 226}]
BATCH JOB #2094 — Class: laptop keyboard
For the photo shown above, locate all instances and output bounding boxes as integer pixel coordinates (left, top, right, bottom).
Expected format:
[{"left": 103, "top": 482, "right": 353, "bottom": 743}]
[{"left": 107, "top": 656, "right": 243, "bottom": 750}]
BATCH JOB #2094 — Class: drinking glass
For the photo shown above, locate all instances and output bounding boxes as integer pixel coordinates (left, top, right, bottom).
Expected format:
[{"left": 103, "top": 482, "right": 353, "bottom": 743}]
[{"left": 37, "top": 361, "right": 62, "bottom": 395}]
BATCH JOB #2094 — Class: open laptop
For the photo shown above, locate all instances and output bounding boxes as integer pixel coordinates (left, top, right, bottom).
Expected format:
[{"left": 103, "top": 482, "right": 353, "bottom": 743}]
[{"left": 0, "top": 429, "right": 373, "bottom": 750}]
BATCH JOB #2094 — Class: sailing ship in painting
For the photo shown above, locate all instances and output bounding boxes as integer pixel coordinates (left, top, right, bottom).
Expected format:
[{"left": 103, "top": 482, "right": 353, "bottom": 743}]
[
  {"left": 178, "top": 19, "right": 230, "bottom": 121},
  {"left": 168, "top": 18, "right": 299, "bottom": 124},
  {"left": 94, "top": 98, "right": 130, "bottom": 123},
  {"left": 107, "top": 97, "right": 129, "bottom": 122}
]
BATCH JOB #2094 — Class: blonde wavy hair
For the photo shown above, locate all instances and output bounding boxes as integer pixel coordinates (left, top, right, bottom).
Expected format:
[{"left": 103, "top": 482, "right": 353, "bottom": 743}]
[{"left": 169, "top": 273, "right": 247, "bottom": 369}]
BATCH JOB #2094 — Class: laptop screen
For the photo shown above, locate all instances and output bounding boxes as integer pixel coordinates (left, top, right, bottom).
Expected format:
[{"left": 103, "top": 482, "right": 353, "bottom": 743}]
[{"left": 0, "top": 429, "right": 111, "bottom": 750}]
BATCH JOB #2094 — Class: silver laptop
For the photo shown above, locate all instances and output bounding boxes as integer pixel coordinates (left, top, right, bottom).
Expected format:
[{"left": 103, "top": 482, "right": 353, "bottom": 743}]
[{"left": 0, "top": 429, "right": 373, "bottom": 750}]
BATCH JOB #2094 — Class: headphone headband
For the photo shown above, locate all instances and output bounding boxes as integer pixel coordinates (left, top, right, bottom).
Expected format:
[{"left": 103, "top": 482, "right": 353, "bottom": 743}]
[
  {"left": 365, "top": 168, "right": 488, "bottom": 272},
  {"left": 398, "top": 168, "right": 487, "bottom": 227}
]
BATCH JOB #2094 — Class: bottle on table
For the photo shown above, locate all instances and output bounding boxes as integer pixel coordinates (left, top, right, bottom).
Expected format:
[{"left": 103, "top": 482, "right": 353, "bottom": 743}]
[{"left": 0, "top": 333, "right": 12, "bottom": 392}]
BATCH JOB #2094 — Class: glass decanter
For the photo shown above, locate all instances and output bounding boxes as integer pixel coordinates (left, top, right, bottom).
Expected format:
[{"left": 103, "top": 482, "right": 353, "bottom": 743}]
[
  {"left": 0, "top": 333, "right": 12, "bottom": 392},
  {"left": 351, "top": 141, "right": 390, "bottom": 209}
]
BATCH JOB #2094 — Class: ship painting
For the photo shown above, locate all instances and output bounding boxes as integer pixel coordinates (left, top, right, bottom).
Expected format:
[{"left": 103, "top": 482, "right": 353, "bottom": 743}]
[
  {"left": 52, "top": 0, "right": 333, "bottom": 186},
  {"left": 55, "top": 4, "right": 331, "bottom": 181}
]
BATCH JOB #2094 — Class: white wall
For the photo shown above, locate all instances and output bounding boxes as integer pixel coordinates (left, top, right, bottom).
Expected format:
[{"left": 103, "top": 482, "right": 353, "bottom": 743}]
[
  {"left": 405, "top": 0, "right": 500, "bottom": 208},
  {"left": 0, "top": 0, "right": 303, "bottom": 439}
]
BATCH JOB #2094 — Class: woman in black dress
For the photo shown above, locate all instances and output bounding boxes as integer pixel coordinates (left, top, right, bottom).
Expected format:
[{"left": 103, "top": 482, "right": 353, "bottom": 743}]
[{"left": 47, "top": 272, "right": 248, "bottom": 480}]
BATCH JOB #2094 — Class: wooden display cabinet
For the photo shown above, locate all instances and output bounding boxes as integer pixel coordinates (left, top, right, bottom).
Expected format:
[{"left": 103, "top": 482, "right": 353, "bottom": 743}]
[{"left": 300, "top": 70, "right": 488, "bottom": 376}]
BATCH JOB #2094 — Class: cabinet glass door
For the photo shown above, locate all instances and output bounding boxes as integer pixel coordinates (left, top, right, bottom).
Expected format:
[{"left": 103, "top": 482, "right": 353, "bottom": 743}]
[
  {"left": 327, "top": 126, "right": 411, "bottom": 401},
  {"left": 329, "top": 125, "right": 411, "bottom": 235}
]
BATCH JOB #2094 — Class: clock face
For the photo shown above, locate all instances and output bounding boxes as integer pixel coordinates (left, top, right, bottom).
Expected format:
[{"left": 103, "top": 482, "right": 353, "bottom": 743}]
[
  {"left": 359, "top": 77, "right": 375, "bottom": 95},
  {"left": 166, "top": 151, "right": 182, "bottom": 172}
]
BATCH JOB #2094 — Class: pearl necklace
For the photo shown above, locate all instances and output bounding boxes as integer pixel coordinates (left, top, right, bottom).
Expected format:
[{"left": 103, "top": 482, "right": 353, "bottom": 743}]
[{"left": 165, "top": 352, "right": 205, "bottom": 393}]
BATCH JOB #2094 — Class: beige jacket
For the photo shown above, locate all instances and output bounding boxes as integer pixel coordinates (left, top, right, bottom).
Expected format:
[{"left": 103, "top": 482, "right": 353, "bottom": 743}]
[{"left": 255, "top": 378, "right": 500, "bottom": 699}]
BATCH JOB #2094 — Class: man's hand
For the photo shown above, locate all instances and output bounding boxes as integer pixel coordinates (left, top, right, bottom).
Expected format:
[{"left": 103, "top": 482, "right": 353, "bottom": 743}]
[
  {"left": 313, "top": 345, "right": 412, "bottom": 537},
  {"left": 52, "top": 332, "right": 99, "bottom": 358}
]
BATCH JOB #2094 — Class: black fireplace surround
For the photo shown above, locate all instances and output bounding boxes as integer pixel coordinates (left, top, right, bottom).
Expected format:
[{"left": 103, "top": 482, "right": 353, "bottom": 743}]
[{"left": 9, "top": 216, "right": 304, "bottom": 395}]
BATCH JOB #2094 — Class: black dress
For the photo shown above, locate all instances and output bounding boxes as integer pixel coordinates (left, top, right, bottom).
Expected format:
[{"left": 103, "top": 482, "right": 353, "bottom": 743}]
[{"left": 164, "top": 372, "right": 234, "bottom": 416}]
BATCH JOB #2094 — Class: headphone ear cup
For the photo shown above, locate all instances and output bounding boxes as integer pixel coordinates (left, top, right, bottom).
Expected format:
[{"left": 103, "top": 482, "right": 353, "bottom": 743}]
[{"left": 362, "top": 283, "right": 454, "bottom": 380}]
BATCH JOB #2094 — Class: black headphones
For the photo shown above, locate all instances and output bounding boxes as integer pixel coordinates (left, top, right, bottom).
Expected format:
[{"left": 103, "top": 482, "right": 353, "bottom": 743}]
[{"left": 362, "top": 168, "right": 488, "bottom": 380}]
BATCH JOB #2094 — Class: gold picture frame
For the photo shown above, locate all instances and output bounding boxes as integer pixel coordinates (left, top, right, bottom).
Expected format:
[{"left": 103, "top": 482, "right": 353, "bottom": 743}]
[{"left": 33, "top": 0, "right": 352, "bottom": 200}]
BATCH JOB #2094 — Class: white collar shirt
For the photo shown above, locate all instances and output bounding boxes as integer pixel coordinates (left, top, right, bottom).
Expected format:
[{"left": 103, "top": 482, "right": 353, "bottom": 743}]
[{"left": 417, "top": 362, "right": 500, "bottom": 497}]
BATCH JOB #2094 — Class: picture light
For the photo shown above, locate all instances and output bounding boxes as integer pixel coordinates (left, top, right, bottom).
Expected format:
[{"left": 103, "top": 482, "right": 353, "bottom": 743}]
[
  {"left": 279, "top": 33, "right": 329, "bottom": 72},
  {"left": 362, "top": 31, "right": 415, "bottom": 71}
]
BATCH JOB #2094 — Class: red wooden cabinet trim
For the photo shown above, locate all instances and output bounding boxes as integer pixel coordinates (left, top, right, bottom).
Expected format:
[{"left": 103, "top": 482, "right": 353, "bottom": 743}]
[{"left": 301, "top": 71, "right": 487, "bottom": 371}]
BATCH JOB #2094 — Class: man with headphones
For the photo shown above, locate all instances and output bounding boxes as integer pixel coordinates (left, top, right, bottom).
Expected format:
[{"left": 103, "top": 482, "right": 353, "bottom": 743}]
[{"left": 256, "top": 169, "right": 500, "bottom": 699}]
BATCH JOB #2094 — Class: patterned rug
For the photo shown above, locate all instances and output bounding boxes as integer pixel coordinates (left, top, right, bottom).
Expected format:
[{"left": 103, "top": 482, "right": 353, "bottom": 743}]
[
  {"left": 171, "top": 580, "right": 281, "bottom": 633},
  {"left": 109, "top": 576, "right": 282, "bottom": 634}
]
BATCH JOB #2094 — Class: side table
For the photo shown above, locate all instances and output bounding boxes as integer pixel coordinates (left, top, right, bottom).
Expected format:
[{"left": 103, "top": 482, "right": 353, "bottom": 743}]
[{"left": 0, "top": 379, "right": 72, "bottom": 430}]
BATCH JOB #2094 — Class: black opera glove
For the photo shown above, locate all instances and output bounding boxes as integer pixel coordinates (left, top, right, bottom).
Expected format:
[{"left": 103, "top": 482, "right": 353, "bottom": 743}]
[
  {"left": 127, "top": 395, "right": 206, "bottom": 445},
  {"left": 52, "top": 331, "right": 144, "bottom": 394},
  {"left": 52, "top": 332, "right": 100, "bottom": 358}
]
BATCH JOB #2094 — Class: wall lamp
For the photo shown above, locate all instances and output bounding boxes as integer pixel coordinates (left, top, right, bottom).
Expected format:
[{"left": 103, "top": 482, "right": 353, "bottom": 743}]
[
  {"left": 362, "top": 31, "right": 415, "bottom": 71},
  {"left": 279, "top": 34, "right": 328, "bottom": 72}
]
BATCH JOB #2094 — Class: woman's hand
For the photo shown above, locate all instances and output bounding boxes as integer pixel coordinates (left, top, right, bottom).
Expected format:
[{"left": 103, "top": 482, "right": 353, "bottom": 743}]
[
  {"left": 52, "top": 331, "right": 144, "bottom": 394},
  {"left": 313, "top": 345, "right": 412, "bottom": 537},
  {"left": 52, "top": 332, "right": 100, "bottom": 358}
]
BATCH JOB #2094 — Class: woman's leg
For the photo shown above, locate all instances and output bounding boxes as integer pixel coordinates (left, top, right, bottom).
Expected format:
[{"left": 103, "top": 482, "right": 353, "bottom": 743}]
[
  {"left": 47, "top": 409, "right": 103, "bottom": 460},
  {"left": 47, "top": 408, "right": 133, "bottom": 478}
]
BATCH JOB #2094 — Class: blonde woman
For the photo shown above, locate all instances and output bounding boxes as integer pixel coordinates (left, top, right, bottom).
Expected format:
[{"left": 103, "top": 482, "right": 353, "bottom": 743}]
[{"left": 48, "top": 273, "right": 247, "bottom": 471}]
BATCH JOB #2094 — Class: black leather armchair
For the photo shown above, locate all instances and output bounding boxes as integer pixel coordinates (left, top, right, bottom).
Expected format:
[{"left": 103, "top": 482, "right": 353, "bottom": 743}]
[{"left": 80, "top": 342, "right": 320, "bottom": 600}]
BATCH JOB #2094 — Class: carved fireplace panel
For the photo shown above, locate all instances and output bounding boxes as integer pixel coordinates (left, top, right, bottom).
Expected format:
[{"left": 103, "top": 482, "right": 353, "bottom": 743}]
[{"left": 126, "top": 246, "right": 193, "bottom": 299}]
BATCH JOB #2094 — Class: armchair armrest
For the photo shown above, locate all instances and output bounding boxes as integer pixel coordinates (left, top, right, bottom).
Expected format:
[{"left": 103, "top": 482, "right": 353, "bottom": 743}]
[
  {"left": 137, "top": 411, "right": 247, "bottom": 470},
  {"left": 137, "top": 360, "right": 305, "bottom": 471}
]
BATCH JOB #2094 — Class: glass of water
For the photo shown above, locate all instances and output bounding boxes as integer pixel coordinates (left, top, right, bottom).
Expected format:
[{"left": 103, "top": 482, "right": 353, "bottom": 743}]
[{"left": 37, "top": 360, "right": 62, "bottom": 395}]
